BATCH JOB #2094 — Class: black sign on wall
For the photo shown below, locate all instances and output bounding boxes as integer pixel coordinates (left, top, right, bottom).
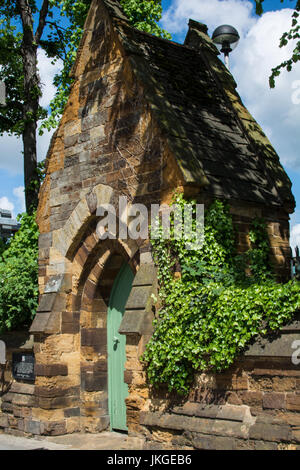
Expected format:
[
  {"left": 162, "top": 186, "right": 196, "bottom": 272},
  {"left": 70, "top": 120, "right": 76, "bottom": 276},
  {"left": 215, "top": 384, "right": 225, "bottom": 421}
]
[{"left": 12, "top": 353, "right": 35, "bottom": 382}]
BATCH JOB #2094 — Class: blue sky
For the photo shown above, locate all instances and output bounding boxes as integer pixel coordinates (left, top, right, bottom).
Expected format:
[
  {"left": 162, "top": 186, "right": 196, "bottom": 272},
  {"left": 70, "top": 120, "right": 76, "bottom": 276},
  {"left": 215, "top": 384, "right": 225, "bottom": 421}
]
[{"left": 0, "top": 0, "right": 299, "bottom": 247}]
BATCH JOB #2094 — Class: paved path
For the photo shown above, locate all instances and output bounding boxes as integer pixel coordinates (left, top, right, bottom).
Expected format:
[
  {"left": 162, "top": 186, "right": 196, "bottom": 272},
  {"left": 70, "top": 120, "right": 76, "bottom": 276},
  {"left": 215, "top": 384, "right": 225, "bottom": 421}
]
[{"left": 0, "top": 431, "right": 145, "bottom": 450}]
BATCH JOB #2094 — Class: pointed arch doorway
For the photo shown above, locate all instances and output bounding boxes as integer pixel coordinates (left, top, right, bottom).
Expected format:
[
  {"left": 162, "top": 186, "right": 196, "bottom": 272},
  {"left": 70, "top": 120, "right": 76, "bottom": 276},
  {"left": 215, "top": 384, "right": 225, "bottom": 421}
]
[{"left": 107, "top": 262, "right": 134, "bottom": 431}]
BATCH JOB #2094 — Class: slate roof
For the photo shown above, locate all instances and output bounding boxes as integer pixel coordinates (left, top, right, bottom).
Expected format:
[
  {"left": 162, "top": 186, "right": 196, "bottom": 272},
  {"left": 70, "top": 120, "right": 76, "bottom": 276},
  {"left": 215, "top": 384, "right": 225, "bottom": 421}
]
[{"left": 94, "top": 1, "right": 296, "bottom": 212}]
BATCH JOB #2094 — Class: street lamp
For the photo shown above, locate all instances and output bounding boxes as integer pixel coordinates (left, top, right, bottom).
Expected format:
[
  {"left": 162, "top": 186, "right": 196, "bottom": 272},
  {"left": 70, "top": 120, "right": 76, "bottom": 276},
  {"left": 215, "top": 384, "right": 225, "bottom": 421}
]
[{"left": 212, "top": 25, "right": 240, "bottom": 70}]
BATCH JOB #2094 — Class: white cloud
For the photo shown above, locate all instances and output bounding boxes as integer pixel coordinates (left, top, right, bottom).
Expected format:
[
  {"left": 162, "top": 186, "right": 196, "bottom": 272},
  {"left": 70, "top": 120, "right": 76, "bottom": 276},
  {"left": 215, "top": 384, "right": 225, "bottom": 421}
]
[
  {"left": 162, "top": 2, "right": 300, "bottom": 173},
  {"left": 13, "top": 186, "right": 25, "bottom": 213},
  {"left": 0, "top": 48, "right": 62, "bottom": 175},
  {"left": 162, "top": 0, "right": 255, "bottom": 41},
  {"left": 231, "top": 10, "right": 300, "bottom": 172},
  {"left": 37, "top": 48, "right": 63, "bottom": 109},
  {"left": 0, "top": 197, "right": 14, "bottom": 213},
  {"left": 0, "top": 127, "right": 55, "bottom": 175}
]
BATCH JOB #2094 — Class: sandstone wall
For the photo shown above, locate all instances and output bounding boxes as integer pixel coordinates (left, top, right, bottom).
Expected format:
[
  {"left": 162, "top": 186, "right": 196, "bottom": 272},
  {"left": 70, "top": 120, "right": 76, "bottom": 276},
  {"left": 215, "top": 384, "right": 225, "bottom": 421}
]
[{"left": 128, "top": 315, "right": 300, "bottom": 450}]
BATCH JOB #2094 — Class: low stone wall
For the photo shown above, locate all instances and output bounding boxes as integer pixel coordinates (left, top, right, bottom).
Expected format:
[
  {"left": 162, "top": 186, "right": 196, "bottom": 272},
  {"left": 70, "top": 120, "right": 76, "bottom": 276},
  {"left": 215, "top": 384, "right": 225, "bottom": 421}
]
[
  {"left": 1, "top": 311, "right": 299, "bottom": 449},
  {"left": 0, "top": 332, "right": 38, "bottom": 436},
  {"left": 129, "top": 315, "right": 300, "bottom": 450}
]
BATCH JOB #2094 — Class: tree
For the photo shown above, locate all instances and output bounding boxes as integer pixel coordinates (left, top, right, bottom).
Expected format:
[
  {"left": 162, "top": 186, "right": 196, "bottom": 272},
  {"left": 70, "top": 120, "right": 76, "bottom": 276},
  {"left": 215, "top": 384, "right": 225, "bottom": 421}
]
[
  {"left": 41, "top": 0, "right": 171, "bottom": 132},
  {"left": 0, "top": 1, "right": 51, "bottom": 213},
  {"left": 0, "top": 0, "right": 169, "bottom": 213},
  {"left": 255, "top": 0, "right": 300, "bottom": 87},
  {"left": 0, "top": 211, "right": 39, "bottom": 333}
]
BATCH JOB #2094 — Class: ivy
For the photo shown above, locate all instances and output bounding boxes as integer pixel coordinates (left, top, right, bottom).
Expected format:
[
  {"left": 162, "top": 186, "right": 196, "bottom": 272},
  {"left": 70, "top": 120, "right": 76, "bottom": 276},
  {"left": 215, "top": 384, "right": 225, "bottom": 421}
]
[
  {"left": 143, "top": 196, "right": 300, "bottom": 395},
  {"left": 0, "top": 212, "right": 39, "bottom": 333}
]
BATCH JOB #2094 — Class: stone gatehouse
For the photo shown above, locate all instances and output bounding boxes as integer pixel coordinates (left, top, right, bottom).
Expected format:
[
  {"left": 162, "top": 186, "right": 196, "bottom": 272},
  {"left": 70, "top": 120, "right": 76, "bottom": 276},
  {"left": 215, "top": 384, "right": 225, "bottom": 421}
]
[{"left": 0, "top": 0, "right": 299, "bottom": 449}]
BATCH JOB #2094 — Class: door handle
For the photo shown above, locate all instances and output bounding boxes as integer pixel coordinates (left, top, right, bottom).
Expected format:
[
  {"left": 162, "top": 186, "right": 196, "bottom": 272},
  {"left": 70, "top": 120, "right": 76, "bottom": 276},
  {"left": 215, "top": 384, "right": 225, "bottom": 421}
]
[{"left": 113, "top": 336, "right": 120, "bottom": 343}]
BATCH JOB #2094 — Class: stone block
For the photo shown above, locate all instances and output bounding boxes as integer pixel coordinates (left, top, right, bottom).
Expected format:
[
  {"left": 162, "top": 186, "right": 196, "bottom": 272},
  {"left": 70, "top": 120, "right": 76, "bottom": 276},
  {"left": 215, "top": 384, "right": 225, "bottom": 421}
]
[
  {"left": 245, "top": 333, "right": 300, "bottom": 357},
  {"left": 64, "top": 407, "right": 81, "bottom": 418},
  {"left": 37, "top": 293, "right": 57, "bottom": 312},
  {"left": 132, "top": 265, "right": 156, "bottom": 287},
  {"left": 83, "top": 371, "right": 107, "bottom": 392},
  {"left": 239, "top": 391, "right": 263, "bottom": 407},
  {"left": 39, "top": 233, "right": 52, "bottom": 250},
  {"left": 35, "top": 363, "right": 68, "bottom": 377},
  {"left": 61, "top": 311, "right": 80, "bottom": 334},
  {"left": 1, "top": 402, "right": 13, "bottom": 413},
  {"left": 35, "top": 385, "right": 80, "bottom": 398},
  {"left": 126, "top": 286, "right": 153, "bottom": 310},
  {"left": 11, "top": 394, "right": 36, "bottom": 407},
  {"left": 249, "top": 423, "right": 292, "bottom": 442},
  {"left": 30, "top": 312, "right": 52, "bottom": 334},
  {"left": 192, "top": 434, "right": 244, "bottom": 451},
  {"left": 262, "top": 393, "right": 286, "bottom": 410},
  {"left": 10, "top": 383, "right": 35, "bottom": 395},
  {"left": 37, "top": 396, "right": 79, "bottom": 410},
  {"left": 44, "top": 274, "right": 72, "bottom": 294},
  {"left": 42, "top": 420, "right": 67, "bottom": 436},
  {"left": 0, "top": 414, "right": 8, "bottom": 428},
  {"left": 95, "top": 415, "right": 110, "bottom": 432},
  {"left": 81, "top": 110, "right": 107, "bottom": 131},
  {"left": 81, "top": 328, "right": 106, "bottom": 352},
  {"left": 119, "top": 310, "right": 146, "bottom": 335},
  {"left": 172, "top": 403, "right": 249, "bottom": 423},
  {"left": 24, "top": 419, "right": 42, "bottom": 435},
  {"left": 286, "top": 394, "right": 300, "bottom": 411}
]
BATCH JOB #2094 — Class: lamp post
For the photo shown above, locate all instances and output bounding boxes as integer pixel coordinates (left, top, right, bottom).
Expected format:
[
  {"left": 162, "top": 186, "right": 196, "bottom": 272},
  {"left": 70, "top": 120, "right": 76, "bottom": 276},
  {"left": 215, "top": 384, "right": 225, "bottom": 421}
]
[
  {"left": 212, "top": 25, "right": 240, "bottom": 70},
  {"left": 0, "top": 80, "right": 5, "bottom": 106}
]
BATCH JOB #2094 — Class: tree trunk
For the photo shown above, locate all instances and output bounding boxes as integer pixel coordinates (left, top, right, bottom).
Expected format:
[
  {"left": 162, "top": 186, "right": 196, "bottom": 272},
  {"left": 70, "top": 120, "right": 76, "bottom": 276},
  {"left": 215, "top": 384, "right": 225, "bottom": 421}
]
[
  {"left": 22, "top": 43, "right": 39, "bottom": 213},
  {"left": 18, "top": 0, "right": 49, "bottom": 213}
]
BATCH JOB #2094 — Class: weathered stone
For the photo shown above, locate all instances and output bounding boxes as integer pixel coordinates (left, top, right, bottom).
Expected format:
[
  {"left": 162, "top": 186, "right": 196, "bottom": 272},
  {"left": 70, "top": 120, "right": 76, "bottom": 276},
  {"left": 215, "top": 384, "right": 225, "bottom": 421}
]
[
  {"left": 245, "top": 333, "right": 300, "bottom": 357},
  {"left": 249, "top": 423, "right": 292, "bottom": 442},
  {"left": 24, "top": 419, "right": 42, "bottom": 435},
  {"left": 132, "top": 265, "right": 156, "bottom": 287},
  {"left": 140, "top": 411, "right": 249, "bottom": 439},
  {"left": 83, "top": 371, "right": 107, "bottom": 392},
  {"left": 1, "top": 402, "right": 13, "bottom": 413},
  {"left": 192, "top": 434, "right": 247, "bottom": 451},
  {"left": 42, "top": 420, "right": 67, "bottom": 436},
  {"left": 263, "top": 393, "right": 286, "bottom": 410},
  {"left": 0, "top": 414, "right": 8, "bottom": 428},
  {"left": 30, "top": 312, "right": 52, "bottom": 334},
  {"left": 10, "top": 394, "right": 36, "bottom": 407},
  {"left": 286, "top": 394, "right": 300, "bottom": 411},
  {"left": 37, "top": 396, "right": 79, "bottom": 410},
  {"left": 10, "top": 383, "right": 35, "bottom": 395},
  {"left": 81, "top": 110, "right": 107, "bottom": 131},
  {"left": 44, "top": 274, "right": 72, "bottom": 294},
  {"left": 38, "top": 232, "right": 52, "bottom": 250},
  {"left": 95, "top": 415, "right": 110, "bottom": 432},
  {"left": 119, "top": 310, "right": 146, "bottom": 335},
  {"left": 35, "top": 363, "right": 68, "bottom": 377},
  {"left": 37, "top": 293, "right": 57, "bottom": 312},
  {"left": 35, "top": 385, "right": 80, "bottom": 398},
  {"left": 126, "top": 286, "right": 153, "bottom": 310},
  {"left": 81, "top": 328, "right": 106, "bottom": 352},
  {"left": 61, "top": 311, "right": 80, "bottom": 334},
  {"left": 64, "top": 407, "right": 81, "bottom": 418},
  {"left": 172, "top": 403, "right": 250, "bottom": 423}
]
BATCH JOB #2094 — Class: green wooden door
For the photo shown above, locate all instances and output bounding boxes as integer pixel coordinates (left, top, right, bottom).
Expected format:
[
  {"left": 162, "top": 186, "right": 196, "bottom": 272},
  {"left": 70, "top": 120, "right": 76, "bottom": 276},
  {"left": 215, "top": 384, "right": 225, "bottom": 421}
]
[{"left": 107, "top": 262, "right": 134, "bottom": 431}]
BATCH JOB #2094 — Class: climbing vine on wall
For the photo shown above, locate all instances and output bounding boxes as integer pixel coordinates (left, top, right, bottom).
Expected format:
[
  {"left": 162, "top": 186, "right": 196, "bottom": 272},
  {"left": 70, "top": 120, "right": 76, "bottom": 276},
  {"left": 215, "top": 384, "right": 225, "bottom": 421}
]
[{"left": 143, "top": 196, "right": 300, "bottom": 395}]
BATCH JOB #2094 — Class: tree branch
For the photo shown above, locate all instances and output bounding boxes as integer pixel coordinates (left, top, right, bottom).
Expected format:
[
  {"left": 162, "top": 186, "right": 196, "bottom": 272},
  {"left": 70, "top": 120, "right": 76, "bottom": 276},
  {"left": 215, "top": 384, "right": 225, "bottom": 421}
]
[
  {"left": 17, "top": 0, "right": 34, "bottom": 45},
  {"left": 35, "top": 0, "right": 49, "bottom": 44}
]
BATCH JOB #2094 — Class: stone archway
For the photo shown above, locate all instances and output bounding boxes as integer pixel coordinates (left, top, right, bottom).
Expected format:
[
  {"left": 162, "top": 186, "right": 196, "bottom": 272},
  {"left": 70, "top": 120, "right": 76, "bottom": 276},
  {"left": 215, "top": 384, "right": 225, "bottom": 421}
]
[
  {"left": 27, "top": 183, "right": 157, "bottom": 436},
  {"left": 76, "top": 238, "right": 139, "bottom": 433}
]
